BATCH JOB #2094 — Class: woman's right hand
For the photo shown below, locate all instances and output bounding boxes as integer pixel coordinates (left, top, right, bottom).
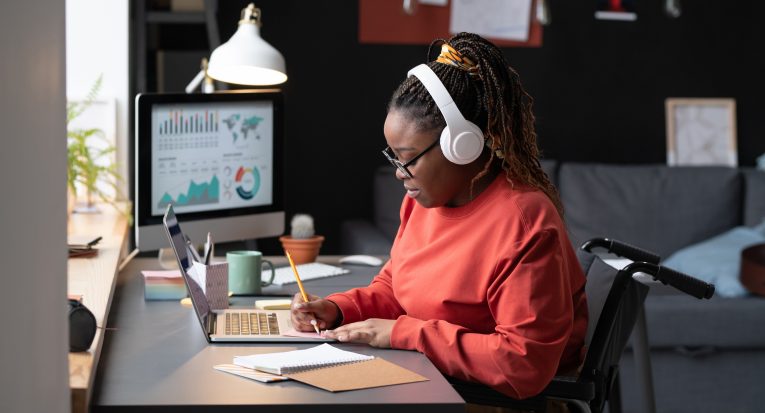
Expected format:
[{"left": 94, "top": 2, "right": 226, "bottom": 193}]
[{"left": 290, "top": 293, "right": 341, "bottom": 332}]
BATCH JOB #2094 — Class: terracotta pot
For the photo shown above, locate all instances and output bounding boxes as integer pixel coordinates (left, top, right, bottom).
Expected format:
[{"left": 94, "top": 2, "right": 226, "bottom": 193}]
[{"left": 279, "top": 235, "right": 325, "bottom": 264}]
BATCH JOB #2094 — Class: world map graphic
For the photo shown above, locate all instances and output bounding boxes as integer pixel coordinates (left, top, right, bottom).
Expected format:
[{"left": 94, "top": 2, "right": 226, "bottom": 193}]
[{"left": 222, "top": 113, "right": 263, "bottom": 142}]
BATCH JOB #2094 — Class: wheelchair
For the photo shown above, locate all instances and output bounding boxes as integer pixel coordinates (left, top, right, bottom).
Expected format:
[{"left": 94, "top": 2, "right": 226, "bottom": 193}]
[{"left": 449, "top": 238, "right": 715, "bottom": 413}]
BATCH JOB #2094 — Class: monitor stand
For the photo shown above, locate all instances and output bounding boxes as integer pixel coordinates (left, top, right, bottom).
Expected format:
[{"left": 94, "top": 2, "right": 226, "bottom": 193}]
[
  {"left": 156, "top": 240, "right": 258, "bottom": 269},
  {"left": 157, "top": 241, "right": 219, "bottom": 269},
  {"left": 244, "top": 239, "right": 258, "bottom": 250},
  {"left": 157, "top": 247, "right": 179, "bottom": 270}
]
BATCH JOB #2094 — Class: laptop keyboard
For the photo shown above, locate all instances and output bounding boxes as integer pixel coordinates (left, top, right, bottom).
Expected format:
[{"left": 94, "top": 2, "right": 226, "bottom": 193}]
[{"left": 225, "top": 312, "right": 281, "bottom": 335}]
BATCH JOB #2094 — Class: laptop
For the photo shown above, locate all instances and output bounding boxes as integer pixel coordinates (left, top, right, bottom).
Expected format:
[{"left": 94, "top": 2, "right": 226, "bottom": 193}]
[{"left": 162, "top": 204, "right": 332, "bottom": 343}]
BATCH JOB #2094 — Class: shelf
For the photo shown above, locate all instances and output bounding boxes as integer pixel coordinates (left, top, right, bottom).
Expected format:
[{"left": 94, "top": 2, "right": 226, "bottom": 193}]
[
  {"left": 134, "top": 0, "right": 219, "bottom": 93},
  {"left": 67, "top": 204, "right": 130, "bottom": 413},
  {"left": 147, "top": 11, "right": 206, "bottom": 24}
]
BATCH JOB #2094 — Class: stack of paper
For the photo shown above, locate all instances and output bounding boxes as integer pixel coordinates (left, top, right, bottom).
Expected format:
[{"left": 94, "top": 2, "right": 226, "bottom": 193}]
[
  {"left": 272, "top": 263, "right": 350, "bottom": 285},
  {"left": 142, "top": 270, "right": 186, "bottom": 300},
  {"left": 255, "top": 299, "right": 292, "bottom": 310},
  {"left": 213, "top": 364, "right": 288, "bottom": 383}
]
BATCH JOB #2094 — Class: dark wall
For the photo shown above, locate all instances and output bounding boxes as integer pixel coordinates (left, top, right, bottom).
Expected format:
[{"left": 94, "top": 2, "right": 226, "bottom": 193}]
[{"left": 167, "top": 1, "right": 765, "bottom": 254}]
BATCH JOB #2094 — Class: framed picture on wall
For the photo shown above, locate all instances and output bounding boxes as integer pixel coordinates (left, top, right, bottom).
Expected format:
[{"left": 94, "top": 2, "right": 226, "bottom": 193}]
[{"left": 665, "top": 98, "right": 737, "bottom": 166}]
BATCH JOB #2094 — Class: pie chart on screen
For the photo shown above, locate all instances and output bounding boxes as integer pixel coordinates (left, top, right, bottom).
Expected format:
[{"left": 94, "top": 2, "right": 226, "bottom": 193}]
[{"left": 235, "top": 166, "right": 260, "bottom": 200}]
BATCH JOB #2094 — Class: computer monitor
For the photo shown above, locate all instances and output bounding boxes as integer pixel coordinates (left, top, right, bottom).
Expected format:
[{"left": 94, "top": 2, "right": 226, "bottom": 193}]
[{"left": 134, "top": 90, "right": 285, "bottom": 251}]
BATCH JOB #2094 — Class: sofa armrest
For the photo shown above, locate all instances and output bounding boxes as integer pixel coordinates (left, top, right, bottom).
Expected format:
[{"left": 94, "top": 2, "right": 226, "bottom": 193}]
[
  {"left": 339, "top": 219, "right": 393, "bottom": 255},
  {"left": 743, "top": 168, "right": 765, "bottom": 226}
]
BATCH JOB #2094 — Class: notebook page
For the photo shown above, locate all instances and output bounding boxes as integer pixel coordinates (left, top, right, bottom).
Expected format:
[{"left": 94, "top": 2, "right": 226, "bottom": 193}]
[{"left": 234, "top": 344, "right": 373, "bottom": 375}]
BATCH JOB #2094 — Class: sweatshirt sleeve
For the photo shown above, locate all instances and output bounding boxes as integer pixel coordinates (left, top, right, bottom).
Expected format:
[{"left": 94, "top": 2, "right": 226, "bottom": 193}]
[
  {"left": 390, "top": 229, "right": 577, "bottom": 399},
  {"left": 326, "top": 195, "right": 413, "bottom": 324},
  {"left": 326, "top": 259, "right": 406, "bottom": 324}
]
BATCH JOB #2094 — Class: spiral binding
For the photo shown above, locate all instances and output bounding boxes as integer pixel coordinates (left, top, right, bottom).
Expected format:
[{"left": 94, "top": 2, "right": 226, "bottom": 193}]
[{"left": 280, "top": 357, "right": 374, "bottom": 374}]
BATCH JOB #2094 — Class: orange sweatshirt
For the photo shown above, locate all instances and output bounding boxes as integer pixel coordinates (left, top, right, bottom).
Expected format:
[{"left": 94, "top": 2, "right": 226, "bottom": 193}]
[{"left": 327, "top": 175, "right": 587, "bottom": 399}]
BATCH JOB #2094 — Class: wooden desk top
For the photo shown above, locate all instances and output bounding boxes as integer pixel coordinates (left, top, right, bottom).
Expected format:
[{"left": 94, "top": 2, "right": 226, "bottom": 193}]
[{"left": 67, "top": 205, "right": 129, "bottom": 413}]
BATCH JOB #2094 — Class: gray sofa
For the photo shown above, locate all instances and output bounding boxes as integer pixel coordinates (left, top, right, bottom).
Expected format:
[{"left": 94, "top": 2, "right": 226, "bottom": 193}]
[{"left": 340, "top": 162, "right": 765, "bottom": 413}]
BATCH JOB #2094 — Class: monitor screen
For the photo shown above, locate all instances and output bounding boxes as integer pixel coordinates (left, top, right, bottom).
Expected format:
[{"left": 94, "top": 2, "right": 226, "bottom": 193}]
[{"left": 135, "top": 91, "right": 285, "bottom": 251}]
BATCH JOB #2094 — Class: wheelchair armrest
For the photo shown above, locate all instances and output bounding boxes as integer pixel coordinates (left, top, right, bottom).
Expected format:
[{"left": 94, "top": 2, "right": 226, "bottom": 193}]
[
  {"left": 447, "top": 375, "right": 595, "bottom": 410},
  {"left": 447, "top": 377, "right": 547, "bottom": 410},
  {"left": 544, "top": 375, "right": 596, "bottom": 401}
]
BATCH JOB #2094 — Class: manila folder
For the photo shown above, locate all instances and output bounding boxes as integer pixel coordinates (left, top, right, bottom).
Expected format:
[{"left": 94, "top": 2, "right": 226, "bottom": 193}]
[{"left": 284, "top": 357, "right": 428, "bottom": 392}]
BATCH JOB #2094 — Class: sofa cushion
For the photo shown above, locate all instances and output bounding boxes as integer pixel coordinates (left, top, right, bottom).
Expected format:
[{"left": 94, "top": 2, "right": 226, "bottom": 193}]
[
  {"left": 559, "top": 164, "right": 742, "bottom": 258},
  {"left": 355, "top": 163, "right": 559, "bottom": 253},
  {"left": 743, "top": 168, "right": 765, "bottom": 227},
  {"left": 663, "top": 226, "right": 765, "bottom": 297},
  {"left": 641, "top": 292, "right": 765, "bottom": 348},
  {"left": 540, "top": 159, "right": 558, "bottom": 187},
  {"left": 339, "top": 219, "right": 395, "bottom": 255}
]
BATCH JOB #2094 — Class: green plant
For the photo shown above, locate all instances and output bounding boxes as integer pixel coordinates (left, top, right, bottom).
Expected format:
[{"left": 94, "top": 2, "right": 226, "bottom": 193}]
[{"left": 67, "top": 75, "right": 125, "bottom": 213}]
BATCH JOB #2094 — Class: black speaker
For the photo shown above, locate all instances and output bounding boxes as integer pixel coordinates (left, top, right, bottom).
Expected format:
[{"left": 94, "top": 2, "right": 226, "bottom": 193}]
[{"left": 68, "top": 299, "right": 97, "bottom": 352}]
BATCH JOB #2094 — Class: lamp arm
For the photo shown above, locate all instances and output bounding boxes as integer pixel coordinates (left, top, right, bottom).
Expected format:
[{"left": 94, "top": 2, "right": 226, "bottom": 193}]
[{"left": 185, "top": 69, "right": 207, "bottom": 94}]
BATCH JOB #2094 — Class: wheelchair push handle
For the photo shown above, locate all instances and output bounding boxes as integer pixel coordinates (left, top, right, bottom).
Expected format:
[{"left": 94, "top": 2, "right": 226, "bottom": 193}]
[
  {"left": 655, "top": 265, "right": 715, "bottom": 300},
  {"left": 581, "top": 238, "right": 661, "bottom": 264},
  {"left": 622, "top": 261, "right": 715, "bottom": 299}
]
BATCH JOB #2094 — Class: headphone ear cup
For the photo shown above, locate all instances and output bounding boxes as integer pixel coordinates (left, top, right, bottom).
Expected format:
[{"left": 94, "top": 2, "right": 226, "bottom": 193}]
[
  {"left": 439, "top": 126, "right": 454, "bottom": 163},
  {"left": 440, "top": 122, "right": 484, "bottom": 165}
]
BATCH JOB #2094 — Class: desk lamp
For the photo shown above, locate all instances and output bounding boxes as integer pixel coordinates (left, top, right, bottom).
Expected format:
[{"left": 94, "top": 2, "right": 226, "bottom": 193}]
[
  {"left": 185, "top": 3, "right": 287, "bottom": 93},
  {"left": 186, "top": 58, "right": 215, "bottom": 94}
]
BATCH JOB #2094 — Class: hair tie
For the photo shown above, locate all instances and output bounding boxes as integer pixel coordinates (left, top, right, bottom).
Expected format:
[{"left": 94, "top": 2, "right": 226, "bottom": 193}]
[{"left": 435, "top": 43, "right": 479, "bottom": 76}]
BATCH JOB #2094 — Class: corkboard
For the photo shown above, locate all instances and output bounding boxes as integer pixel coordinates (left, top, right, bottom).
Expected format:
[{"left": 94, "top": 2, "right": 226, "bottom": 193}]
[{"left": 358, "top": 0, "right": 542, "bottom": 47}]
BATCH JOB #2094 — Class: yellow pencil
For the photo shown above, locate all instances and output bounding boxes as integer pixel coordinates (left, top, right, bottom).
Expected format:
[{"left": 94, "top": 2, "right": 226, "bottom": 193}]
[{"left": 285, "top": 251, "right": 321, "bottom": 334}]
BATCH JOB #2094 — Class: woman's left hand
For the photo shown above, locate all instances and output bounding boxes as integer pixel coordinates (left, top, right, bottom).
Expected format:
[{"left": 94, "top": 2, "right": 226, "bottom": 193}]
[{"left": 323, "top": 318, "right": 395, "bottom": 348}]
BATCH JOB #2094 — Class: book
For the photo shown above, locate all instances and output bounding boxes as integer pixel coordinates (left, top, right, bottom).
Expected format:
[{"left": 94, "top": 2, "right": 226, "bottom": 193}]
[{"left": 233, "top": 344, "right": 428, "bottom": 392}]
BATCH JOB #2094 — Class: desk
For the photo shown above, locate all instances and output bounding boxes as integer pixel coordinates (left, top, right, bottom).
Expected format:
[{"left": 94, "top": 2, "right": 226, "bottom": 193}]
[
  {"left": 92, "top": 257, "right": 465, "bottom": 412},
  {"left": 68, "top": 205, "right": 129, "bottom": 413}
]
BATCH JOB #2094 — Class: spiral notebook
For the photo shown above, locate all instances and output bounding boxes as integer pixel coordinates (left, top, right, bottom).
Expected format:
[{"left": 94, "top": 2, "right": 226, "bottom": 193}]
[{"left": 233, "top": 344, "right": 428, "bottom": 392}]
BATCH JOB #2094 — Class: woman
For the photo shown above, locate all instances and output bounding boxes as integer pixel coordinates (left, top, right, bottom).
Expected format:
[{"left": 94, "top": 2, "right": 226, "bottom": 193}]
[{"left": 291, "top": 32, "right": 587, "bottom": 401}]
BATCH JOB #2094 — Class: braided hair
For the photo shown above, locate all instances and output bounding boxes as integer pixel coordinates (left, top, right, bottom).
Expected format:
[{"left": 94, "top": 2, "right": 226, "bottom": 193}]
[{"left": 388, "top": 32, "right": 563, "bottom": 217}]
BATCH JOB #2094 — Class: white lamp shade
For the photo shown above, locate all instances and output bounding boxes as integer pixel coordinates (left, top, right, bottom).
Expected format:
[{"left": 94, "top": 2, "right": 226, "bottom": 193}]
[{"left": 207, "top": 23, "right": 287, "bottom": 86}]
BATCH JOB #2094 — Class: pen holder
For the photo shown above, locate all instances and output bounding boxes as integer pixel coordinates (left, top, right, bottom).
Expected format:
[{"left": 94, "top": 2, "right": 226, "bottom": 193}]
[{"left": 188, "top": 261, "right": 229, "bottom": 310}]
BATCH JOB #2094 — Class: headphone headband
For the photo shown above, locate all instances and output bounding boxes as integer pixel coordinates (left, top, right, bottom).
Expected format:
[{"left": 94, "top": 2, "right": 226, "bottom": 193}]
[
  {"left": 406, "top": 64, "right": 485, "bottom": 165},
  {"left": 407, "top": 64, "right": 469, "bottom": 133}
]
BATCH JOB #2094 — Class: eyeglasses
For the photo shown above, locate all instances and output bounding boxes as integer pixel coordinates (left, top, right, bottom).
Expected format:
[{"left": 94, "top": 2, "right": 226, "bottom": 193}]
[{"left": 381, "top": 138, "right": 440, "bottom": 179}]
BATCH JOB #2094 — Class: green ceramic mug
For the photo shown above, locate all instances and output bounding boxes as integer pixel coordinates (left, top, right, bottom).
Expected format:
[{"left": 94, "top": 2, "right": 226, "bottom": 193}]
[{"left": 226, "top": 251, "right": 275, "bottom": 295}]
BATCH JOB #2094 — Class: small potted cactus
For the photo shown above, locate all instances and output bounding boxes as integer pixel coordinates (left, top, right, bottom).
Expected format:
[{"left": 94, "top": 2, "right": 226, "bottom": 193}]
[{"left": 279, "top": 214, "right": 325, "bottom": 264}]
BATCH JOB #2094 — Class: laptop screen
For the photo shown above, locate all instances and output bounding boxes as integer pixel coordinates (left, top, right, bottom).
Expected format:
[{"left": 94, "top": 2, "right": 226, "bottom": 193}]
[{"left": 162, "top": 205, "right": 210, "bottom": 322}]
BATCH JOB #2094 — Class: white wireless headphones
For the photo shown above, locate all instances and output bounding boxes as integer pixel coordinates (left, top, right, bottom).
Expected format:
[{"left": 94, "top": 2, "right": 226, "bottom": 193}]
[{"left": 407, "top": 64, "right": 485, "bottom": 165}]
